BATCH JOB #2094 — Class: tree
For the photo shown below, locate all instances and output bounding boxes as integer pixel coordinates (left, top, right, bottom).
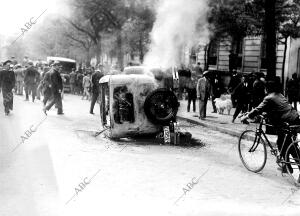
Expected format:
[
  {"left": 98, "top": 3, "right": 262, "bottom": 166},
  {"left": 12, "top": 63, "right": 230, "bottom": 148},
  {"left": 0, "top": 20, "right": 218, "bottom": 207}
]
[
  {"left": 208, "top": 0, "right": 260, "bottom": 53},
  {"left": 122, "top": 5, "right": 154, "bottom": 63},
  {"left": 278, "top": 0, "right": 300, "bottom": 89},
  {"left": 65, "top": 0, "right": 137, "bottom": 69}
]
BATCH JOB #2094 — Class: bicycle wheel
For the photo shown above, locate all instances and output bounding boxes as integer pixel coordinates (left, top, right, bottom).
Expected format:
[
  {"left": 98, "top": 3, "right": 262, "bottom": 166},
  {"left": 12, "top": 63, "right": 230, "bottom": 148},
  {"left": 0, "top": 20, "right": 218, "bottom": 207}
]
[
  {"left": 238, "top": 130, "right": 267, "bottom": 173},
  {"left": 285, "top": 141, "right": 300, "bottom": 187}
]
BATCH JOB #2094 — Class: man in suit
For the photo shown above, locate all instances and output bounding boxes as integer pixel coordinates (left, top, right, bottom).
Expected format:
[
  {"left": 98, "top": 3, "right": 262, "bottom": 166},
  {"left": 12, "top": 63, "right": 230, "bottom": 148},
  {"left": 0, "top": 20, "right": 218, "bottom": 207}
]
[
  {"left": 0, "top": 60, "right": 16, "bottom": 115},
  {"left": 43, "top": 61, "right": 63, "bottom": 115},
  {"left": 14, "top": 64, "right": 24, "bottom": 95},
  {"left": 24, "top": 61, "right": 40, "bottom": 102},
  {"left": 196, "top": 71, "right": 211, "bottom": 119},
  {"left": 90, "top": 69, "right": 103, "bottom": 114},
  {"left": 41, "top": 66, "right": 53, "bottom": 106}
]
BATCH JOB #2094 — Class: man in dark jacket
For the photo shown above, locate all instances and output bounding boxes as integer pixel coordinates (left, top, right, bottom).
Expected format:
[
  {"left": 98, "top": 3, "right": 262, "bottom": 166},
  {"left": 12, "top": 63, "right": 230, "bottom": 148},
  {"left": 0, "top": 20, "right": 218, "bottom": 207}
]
[
  {"left": 232, "top": 75, "right": 249, "bottom": 123},
  {"left": 90, "top": 69, "right": 103, "bottom": 114},
  {"left": 41, "top": 68, "right": 53, "bottom": 106},
  {"left": 287, "top": 73, "right": 299, "bottom": 110},
  {"left": 24, "top": 62, "right": 39, "bottom": 102},
  {"left": 43, "top": 61, "right": 63, "bottom": 115},
  {"left": 0, "top": 60, "right": 16, "bottom": 115},
  {"left": 252, "top": 73, "right": 266, "bottom": 107},
  {"left": 76, "top": 72, "right": 84, "bottom": 95}
]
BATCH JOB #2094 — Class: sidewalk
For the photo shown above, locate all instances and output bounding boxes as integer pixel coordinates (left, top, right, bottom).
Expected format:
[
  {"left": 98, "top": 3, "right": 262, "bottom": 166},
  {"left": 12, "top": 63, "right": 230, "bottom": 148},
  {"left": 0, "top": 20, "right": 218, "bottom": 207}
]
[{"left": 177, "top": 99, "right": 256, "bottom": 138}]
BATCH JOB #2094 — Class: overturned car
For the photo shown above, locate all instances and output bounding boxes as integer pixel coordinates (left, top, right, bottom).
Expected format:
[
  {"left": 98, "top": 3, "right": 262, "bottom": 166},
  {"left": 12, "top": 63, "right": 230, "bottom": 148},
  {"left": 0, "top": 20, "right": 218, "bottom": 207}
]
[{"left": 99, "top": 66, "right": 180, "bottom": 139}]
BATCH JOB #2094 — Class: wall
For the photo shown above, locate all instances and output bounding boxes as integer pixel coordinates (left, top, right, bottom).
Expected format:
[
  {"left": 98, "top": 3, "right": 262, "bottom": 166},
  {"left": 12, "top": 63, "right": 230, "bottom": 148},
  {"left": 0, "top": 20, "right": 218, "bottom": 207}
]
[{"left": 243, "top": 37, "right": 261, "bottom": 73}]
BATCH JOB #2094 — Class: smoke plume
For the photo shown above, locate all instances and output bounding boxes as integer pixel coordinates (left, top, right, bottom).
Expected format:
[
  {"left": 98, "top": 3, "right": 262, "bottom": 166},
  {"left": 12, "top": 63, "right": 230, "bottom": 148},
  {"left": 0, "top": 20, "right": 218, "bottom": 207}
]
[{"left": 144, "top": 0, "right": 210, "bottom": 68}]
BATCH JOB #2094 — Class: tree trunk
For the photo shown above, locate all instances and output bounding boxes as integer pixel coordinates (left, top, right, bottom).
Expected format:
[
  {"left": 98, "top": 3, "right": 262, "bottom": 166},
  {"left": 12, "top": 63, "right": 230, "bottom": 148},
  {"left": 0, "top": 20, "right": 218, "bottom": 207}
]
[
  {"left": 116, "top": 31, "right": 124, "bottom": 70},
  {"left": 96, "top": 38, "right": 102, "bottom": 66},
  {"left": 265, "top": 0, "right": 277, "bottom": 80},
  {"left": 139, "top": 33, "right": 144, "bottom": 63},
  {"left": 281, "top": 36, "right": 288, "bottom": 94},
  {"left": 86, "top": 48, "right": 91, "bottom": 67}
]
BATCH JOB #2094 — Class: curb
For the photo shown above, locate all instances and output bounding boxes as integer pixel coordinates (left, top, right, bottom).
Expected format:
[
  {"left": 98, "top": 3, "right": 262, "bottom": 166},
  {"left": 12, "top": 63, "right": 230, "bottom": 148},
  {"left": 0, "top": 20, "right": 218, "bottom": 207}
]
[
  {"left": 177, "top": 115, "right": 277, "bottom": 145},
  {"left": 177, "top": 116, "right": 244, "bottom": 138}
]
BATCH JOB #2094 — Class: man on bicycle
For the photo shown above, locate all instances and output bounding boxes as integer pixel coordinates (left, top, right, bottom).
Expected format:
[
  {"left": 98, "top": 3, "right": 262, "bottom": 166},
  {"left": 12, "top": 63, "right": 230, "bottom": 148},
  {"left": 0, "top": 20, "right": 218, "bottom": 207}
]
[{"left": 242, "top": 81, "right": 300, "bottom": 173}]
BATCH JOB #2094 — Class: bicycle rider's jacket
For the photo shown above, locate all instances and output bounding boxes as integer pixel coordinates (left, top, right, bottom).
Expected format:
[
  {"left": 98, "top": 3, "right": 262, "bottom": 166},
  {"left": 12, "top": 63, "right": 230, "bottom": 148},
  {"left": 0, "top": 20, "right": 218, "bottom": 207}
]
[{"left": 248, "top": 92, "right": 299, "bottom": 125}]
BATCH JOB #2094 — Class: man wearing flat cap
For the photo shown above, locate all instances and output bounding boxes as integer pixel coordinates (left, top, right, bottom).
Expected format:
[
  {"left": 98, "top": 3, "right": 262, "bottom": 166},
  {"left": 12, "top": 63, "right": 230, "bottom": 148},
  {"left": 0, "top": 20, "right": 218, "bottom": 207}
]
[
  {"left": 196, "top": 71, "right": 212, "bottom": 119},
  {"left": 24, "top": 61, "right": 40, "bottom": 102},
  {"left": 0, "top": 60, "right": 16, "bottom": 115},
  {"left": 43, "top": 61, "right": 64, "bottom": 115}
]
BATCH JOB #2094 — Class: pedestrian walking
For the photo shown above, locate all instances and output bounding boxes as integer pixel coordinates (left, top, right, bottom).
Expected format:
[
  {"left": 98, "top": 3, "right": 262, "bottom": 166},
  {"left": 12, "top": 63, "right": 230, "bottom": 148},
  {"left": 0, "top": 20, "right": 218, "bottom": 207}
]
[
  {"left": 76, "top": 71, "right": 84, "bottom": 95},
  {"left": 14, "top": 64, "right": 24, "bottom": 95},
  {"left": 90, "top": 69, "right": 103, "bottom": 114},
  {"left": 287, "top": 73, "right": 299, "bottom": 111},
  {"left": 36, "top": 67, "right": 42, "bottom": 100},
  {"left": 41, "top": 68, "right": 53, "bottom": 106},
  {"left": 24, "top": 62, "right": 39, "bottom": 102},
  {"left": 252, "top": 72, "right": 266, "bottom": 107},
  {"left": 82, "top": 73, "right": 91, "bottom": 100},
  {"left": 186, "top": 77, "right": 197, "bottom": 112},
  {"left": 0, "top": 60, "right": 16, "bottom": 115},
  {"left": 196, "top": 71, "right": 211, "bottom": 119},
  {"left": 232, "top": 75, "right": 249, "bottom": 123},
  {"left": 43, "top": 61, "right": 63, "bottom": 115},
  {"left": 229, "top": 70, "right": 240, "bottom": 108},
  {"left": 69, "top": 68, "right": 76, "bottom": 94}
]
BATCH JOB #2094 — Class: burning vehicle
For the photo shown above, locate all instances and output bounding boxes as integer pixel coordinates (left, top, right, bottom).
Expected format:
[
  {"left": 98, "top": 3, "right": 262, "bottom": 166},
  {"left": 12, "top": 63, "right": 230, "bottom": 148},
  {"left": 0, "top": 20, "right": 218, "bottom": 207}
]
[{"left": 98, "top": 66, "right": 188, "bottom": 144}]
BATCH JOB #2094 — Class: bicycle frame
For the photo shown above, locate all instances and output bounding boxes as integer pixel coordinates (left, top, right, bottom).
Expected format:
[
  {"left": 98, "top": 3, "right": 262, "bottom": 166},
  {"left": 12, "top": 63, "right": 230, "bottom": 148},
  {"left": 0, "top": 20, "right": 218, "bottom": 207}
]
[{"left": 251, "top": 116, "right": 298, "bottom": 162}]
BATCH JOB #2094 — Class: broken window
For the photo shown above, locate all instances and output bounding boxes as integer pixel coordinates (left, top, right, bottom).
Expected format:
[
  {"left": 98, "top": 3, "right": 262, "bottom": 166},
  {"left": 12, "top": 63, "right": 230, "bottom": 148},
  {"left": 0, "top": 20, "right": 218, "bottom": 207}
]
[{"left": 113, "top": 86, "right": 135, "bottom": 124}]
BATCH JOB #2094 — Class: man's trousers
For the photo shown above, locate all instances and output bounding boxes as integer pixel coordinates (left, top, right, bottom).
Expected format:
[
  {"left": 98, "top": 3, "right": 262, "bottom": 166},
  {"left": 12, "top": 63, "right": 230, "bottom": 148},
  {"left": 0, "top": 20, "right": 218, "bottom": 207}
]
[
  {"left": 45, "top": 92, "right": 63, "bottom": 114},
  {"left": 199, "top": 99, "right": 208, "bottom": 118}
]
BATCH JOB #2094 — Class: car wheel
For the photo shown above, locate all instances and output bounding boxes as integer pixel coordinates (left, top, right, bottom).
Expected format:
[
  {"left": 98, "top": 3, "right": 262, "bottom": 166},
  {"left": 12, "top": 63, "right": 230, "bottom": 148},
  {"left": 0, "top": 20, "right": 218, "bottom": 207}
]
[{"left": 144, "top": 88, "right": 179, "bottom": 125}]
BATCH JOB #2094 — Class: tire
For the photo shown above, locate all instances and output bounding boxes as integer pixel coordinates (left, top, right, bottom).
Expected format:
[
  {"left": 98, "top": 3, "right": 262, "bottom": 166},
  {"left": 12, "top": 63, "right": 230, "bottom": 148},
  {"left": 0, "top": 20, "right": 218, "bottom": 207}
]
[
  {"left": 238, "top": 130, "right": 267, "bottom": 173},
  {"left": 285, "top": 141, "right": 300, "bottom": 187},
  {"left": 144, "top": 88, "right": 179, "bottom": 125}
]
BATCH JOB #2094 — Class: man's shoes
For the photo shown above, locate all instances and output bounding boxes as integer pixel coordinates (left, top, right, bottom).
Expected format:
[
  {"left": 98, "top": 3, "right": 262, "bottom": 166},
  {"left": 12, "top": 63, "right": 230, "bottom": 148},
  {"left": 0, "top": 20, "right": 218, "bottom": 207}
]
[
  {"left": 90, "top": 111, "right": 94, "bottom": 115},
  {"left": 212, "top": 111, "right": 217, "bottom": 113},
  {"left": 5, "top": 110, "right": 9, "bottom": 115},
  {"left": 42, "top": 108, "right": 47, "bottom": 116},
  {"left": 57, "top": 112, "right": 64, "bottom": 115},
  {"left": 24, "top": 99, "right": 29, "bottom": 101}
]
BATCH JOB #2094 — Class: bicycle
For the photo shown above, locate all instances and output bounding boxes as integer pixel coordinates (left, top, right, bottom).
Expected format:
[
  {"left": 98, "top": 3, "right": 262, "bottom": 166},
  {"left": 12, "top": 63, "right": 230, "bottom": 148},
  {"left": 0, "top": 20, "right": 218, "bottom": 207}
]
[{"left": 238, "top": 113, "right": 300, "bottom": 186}]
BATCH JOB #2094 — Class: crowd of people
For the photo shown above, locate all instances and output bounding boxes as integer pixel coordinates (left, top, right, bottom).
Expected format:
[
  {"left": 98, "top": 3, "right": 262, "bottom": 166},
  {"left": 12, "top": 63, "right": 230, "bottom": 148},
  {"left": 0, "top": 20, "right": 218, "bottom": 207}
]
[
  {"left": 0, "top": 57, "right": 104, "bottom": 116},
  {"left": 182, "top": 63, "right": 300, "bottom": 125}
]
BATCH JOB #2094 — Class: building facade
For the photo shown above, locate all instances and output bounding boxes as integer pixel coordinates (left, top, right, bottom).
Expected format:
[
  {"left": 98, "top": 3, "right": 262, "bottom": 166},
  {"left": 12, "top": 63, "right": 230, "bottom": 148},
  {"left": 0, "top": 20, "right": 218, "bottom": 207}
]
[{"left": 190, "top": 36, "right": 300, "bottom": 84}]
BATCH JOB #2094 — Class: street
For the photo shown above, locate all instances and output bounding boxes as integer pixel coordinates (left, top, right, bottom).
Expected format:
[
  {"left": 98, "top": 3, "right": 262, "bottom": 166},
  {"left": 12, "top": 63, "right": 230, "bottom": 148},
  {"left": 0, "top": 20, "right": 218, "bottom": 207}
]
[{"left": 1, "top": 94, "right": 299, "bottom": 216}]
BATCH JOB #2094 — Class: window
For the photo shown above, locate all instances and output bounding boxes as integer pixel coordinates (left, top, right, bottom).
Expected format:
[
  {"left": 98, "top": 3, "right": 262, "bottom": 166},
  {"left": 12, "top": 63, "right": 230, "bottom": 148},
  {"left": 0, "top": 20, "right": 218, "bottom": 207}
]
[
  {"left": 231, "top": 38, "right": 244, "bottom": 69},
  {"left": 208, "top": 40, "right": 218, "bottom": 65},
  {"left": 113, "top": 86, "right": 135, "bottom": 124}
]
